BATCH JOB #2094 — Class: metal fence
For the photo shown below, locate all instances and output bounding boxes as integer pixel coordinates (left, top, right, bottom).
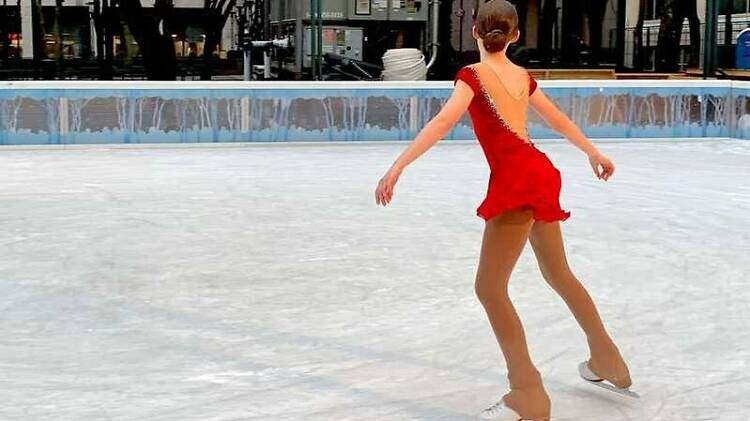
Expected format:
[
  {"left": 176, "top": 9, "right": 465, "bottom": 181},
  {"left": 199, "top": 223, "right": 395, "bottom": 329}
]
[{"left": 622, "top": 18, "right": 750, "bottom": 70}]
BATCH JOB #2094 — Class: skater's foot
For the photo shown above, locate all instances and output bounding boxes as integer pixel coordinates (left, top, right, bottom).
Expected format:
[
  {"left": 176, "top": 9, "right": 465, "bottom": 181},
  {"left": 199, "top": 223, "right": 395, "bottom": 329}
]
[
  {"left": 501, "top": 385, "right": 551, "bottom": 420},
  {"left": 587, "top": 342, "right": 632, "bottom": 389}
]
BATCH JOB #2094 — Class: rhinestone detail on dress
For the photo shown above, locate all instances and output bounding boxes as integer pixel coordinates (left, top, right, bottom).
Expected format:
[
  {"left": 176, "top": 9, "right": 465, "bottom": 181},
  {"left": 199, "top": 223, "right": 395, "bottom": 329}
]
[{"left": 467, "top": 65, "right": 536, "bottom": 147}]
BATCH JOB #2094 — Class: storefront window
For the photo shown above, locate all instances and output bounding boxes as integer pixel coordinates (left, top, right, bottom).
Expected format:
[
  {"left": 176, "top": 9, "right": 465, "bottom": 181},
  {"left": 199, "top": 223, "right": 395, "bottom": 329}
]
[
  {"left": 41, "top": 7, "right": 90, "bottom": 59},
  {"left": 6, "top": 33, "right": 23, "bottom": 58},
  {"left": 172, "top": 23, "right": 211, "bottom": 58}
]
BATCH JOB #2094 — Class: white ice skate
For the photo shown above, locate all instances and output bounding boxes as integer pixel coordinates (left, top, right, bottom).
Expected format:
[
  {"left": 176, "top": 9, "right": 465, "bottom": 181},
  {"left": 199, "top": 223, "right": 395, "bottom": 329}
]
[
  {"left": 478, "top": 398, "right": 543, "bottom": 421},
  {"left": 578, "top": 361, "right": 640, "bottom": 399}
]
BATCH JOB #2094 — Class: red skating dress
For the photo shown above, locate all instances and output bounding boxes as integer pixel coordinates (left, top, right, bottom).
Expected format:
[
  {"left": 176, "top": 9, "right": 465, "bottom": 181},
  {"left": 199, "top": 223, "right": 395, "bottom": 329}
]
[{"left": 454, "top": 63, "right": 571, "bottom": 223}]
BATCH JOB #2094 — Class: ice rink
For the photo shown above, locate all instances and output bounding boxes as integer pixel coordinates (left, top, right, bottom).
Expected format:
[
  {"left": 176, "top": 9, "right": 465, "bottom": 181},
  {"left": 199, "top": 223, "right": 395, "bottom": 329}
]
[{"left": 1, "top": 139, "right": 748, "bottom": 421}]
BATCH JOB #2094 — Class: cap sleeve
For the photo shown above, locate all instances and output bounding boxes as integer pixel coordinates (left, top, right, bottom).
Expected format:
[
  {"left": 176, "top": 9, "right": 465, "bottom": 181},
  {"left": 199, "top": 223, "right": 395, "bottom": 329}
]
[
  {"left": 454, "top": 66, "right": 480, "bottom": 95},
  {"left": 528, "top": 71, "right": 538, "bottom": 95}
]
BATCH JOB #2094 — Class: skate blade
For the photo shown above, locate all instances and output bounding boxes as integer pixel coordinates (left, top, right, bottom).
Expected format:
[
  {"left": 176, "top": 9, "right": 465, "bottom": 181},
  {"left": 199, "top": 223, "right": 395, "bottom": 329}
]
[{"left": 581, "top": 377, "right": 641, "bottom": 399}]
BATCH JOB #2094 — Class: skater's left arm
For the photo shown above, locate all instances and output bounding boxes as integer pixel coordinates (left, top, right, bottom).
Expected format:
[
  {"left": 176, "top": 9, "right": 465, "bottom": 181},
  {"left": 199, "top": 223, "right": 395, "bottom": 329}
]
[
  {"left": 376, "top": 81, "right": 474, "bottom": 206},
  {"left": 529, "top": 87, "right": 615, "bottom": 181}
]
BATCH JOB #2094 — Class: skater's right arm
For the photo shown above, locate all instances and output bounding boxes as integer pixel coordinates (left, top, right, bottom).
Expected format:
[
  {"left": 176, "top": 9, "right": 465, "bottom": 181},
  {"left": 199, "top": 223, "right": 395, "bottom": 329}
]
[
  {"left": 375, "top": 79, "right": 474, "bottom": 207},
  {"left": 386, "top": 81, "right": 474, "bottom": 175},
  {"left": 528, "top": 86, "right": 615, "bottom": 181}
]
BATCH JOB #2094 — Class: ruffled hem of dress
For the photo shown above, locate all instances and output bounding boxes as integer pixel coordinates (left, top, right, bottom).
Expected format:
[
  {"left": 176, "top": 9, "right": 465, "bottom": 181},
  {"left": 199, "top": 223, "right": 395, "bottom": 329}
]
[{"left": 477, "top": 201, "right": 571, "bottom": 223}]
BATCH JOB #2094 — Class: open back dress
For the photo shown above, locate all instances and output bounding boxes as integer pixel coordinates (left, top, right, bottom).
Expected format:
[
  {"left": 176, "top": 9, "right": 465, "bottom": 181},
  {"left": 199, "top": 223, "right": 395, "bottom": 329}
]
[{"left": 454, "top": 62, "right": 571, "bottom": 223}]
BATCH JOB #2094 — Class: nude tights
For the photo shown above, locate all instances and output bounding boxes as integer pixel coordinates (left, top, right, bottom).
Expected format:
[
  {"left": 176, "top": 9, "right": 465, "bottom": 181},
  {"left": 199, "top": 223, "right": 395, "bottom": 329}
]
[{"left": 474, "top": 209, "right": 630, "bottom": 420}]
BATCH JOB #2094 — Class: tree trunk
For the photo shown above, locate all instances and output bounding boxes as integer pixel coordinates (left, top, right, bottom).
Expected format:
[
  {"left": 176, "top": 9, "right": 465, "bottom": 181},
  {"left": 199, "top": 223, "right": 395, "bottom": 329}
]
[
  {"left": 104, "top": 0, "right": 115, "bottom": 70},
  {"left": 510, "top": 0, "right": 528, "bottom": 45},
  {"left": 201, "top": 11, "right": 222, "bottom": 80},
  {"left": 655, "top": 0, "right": 681, "bottom": 71},
  {"left": 683, "top": 0, "right": 701, "bottom": 68},
  {"left": 634, "top": 0, "right": 646, "bottom": 70},
  {"left": 54, "top": 0, "right": 63, "bottom": 64},
  {"left": 91, "top": 0, "right": 108, "bottom": 79},
  {"left": 435, "top": 0, "right": 457, "bottom": 78},
  {"left": 656, "top": 0, "right": 700, "bottom": 71},
  {"left": 201, "top": 0, "right": 236, "bottom": 81},
  {"left": 721, "top": 0, "right": 731, "bottom": 68},
  {"left": 31, "top": 0, "right": 45, "bottom": 62},
  {"left": 585, "top": 0, "right": 606, "bottom": 66},
  {"left": 118, "top": 0, "right": 177, "bottom": 80},
  {"left": 560, "top": 0, "right": 584, "bottom": 66},
  {"left": 538, "top": 0, "right": 558, "bottom": 65}
]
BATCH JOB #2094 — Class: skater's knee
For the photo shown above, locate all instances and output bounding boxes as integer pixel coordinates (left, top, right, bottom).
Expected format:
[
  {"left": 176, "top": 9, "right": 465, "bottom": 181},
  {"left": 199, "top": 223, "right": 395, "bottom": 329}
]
[
  {"left": 540, "top": 264, "right": 577, "bottom": 290},
  {"left": 474, "top": 275, "right": 509, "bottom": 306}
]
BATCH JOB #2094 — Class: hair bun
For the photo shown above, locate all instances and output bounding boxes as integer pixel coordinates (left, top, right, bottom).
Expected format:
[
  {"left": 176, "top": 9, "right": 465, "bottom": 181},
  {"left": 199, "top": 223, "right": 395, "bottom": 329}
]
[
  {"left": 481, "top": 27, "right": 510, "bottom": 52},
  {"left": 475, "top": 0, "right": 518, "bottom": 53}
]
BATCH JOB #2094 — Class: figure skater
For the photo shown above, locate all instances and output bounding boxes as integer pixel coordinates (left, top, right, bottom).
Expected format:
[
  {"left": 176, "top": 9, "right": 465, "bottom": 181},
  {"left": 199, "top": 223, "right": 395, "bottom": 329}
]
[{"left": 374, "top": 1, "right": 634, "bottom": 420}]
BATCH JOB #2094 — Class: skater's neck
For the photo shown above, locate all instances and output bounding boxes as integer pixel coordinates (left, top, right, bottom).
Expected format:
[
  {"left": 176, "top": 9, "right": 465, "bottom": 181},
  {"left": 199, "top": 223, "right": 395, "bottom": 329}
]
[{"left": 480, "top": 50, "right": 513, "bottom": 67}]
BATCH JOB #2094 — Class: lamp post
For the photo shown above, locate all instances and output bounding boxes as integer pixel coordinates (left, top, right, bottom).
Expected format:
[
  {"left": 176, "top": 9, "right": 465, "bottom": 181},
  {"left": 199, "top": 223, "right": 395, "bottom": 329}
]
[
  {"left": 310, "top": 0, "right": 322, "bottom": 80},
  {"left": 704, "top": 0, "right": 718, "bottom": 78}
]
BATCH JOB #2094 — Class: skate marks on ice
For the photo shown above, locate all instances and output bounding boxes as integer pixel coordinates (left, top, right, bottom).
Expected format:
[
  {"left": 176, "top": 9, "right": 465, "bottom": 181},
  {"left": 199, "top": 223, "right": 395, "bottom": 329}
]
[{"left": 0, "top": 140, "right": 749, "bottom": 420}]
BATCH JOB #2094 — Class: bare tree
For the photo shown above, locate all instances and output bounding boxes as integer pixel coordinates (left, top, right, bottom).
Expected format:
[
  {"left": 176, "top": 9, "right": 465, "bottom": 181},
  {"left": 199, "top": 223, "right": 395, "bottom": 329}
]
[
  {"left": 585, "top": 0, "right": 606, "bottom": 66},
  {"left": 201, "top": 0, "right": 236, "bottom": 80},
  {"left": 538, "top": 0, "right": 602, "bottom": 66},
  {"left": 118, "top": 0, "right": 177, "bottom": 80},
  {"left": 655, "top": 0, "right": 700, "bottom": 71},
  {"left": 31, "top": 0, "right": 45, "bottom": 62},
  {"left": 634, "top": 0, "right": 647, "bottom": 70},
  {"left": 537, "top": 0, "right": 558, "bottom": 65}
]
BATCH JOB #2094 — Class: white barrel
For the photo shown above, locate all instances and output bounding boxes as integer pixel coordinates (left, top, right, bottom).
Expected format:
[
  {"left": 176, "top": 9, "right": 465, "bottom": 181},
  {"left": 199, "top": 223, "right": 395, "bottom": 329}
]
[{"left": 381, "top": 48, "right": 427, "bottom": 81}]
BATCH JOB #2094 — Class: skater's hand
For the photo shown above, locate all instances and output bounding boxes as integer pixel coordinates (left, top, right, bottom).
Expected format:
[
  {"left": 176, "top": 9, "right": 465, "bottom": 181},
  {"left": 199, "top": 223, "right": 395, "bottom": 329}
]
[
  {"left": 375, "top": 166, "right": 401, "bottom": 206},
  {"left": 588, "top": 151, "right": 615, "bottom": 181}
]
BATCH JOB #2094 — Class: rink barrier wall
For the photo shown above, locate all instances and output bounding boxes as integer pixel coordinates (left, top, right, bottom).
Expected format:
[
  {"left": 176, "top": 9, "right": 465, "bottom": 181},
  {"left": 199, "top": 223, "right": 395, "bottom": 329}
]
[{"left": 1, "top": 79, "right": 750, "bottom": 145}]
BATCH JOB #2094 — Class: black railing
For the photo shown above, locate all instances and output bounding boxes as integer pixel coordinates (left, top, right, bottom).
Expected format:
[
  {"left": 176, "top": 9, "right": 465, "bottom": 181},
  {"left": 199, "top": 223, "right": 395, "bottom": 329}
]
[{"left": 622, "top": 20, "right": 750, "bottom": 71}]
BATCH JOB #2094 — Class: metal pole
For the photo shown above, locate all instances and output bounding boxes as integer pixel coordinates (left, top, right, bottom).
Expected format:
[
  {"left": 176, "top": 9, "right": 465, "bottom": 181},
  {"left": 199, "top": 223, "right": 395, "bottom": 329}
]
[
  {"left": 243, "top": 30, "right": 251, "bottom": 80},
  {"left": 458, "top": 0, "right": 464, "bottom": 59},
  {"left": 704, "top": 0, "right": 718, "bottom": 78},
  {"left": 425, "top": 0, "right": 440, "bottom": 70},
  {"left": 615, "top": 0, "right": 626, "bottom": 71},
  {"left": 310, "top": 0, "right": 317, "bottom": 79},
  {"left": 264, "top": 50, "right": 271, "bottom": 79},
  {"left": 315, "top": 0, "right": 323, "bottom": 79},
  {"left": 243, "top": 3, "right": 251, "bottom": 81}
]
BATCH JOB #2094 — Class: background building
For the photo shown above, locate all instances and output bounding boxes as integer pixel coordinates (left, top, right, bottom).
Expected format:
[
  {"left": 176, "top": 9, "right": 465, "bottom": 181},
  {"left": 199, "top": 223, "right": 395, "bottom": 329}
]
[{"left": 0, "top": 0, "right": 747, "bottom": 80}]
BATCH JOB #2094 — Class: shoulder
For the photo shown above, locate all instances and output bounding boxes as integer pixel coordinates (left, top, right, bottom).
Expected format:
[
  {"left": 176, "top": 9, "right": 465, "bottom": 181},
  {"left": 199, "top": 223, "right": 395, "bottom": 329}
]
[
  {"left": 522, "top": 67, "right": 539, "bottom": 95},
  {"left": 454, "top": 63, "right": 479, "bottom": 79},
  {"left": 454, "top": 64, "right": 481, "bottom": 93}
]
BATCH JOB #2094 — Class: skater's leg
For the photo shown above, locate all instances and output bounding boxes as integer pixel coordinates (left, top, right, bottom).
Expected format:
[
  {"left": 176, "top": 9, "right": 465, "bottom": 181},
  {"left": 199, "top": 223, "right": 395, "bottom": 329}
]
[
  {"left": 528, "top": 220, "right": 631, "bottom": 388},
  {"left": 475, "top": 209, "right": 550, "bottom": 419}
]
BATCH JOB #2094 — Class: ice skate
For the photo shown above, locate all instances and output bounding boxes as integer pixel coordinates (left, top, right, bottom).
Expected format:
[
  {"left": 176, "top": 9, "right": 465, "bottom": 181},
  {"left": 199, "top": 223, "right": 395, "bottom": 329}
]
[
  {"left": 578, "top": 361, "right": 640, "bottom": 398},
  {"left": 478, "top": 398, "right": 548, "bottom": 421}
]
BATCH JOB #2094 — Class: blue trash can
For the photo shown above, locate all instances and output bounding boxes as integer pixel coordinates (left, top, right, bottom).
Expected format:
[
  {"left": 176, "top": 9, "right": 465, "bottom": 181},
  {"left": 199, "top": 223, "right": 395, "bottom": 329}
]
[{"left": 736, "top": 28, "right": 750, "bottom": 69}]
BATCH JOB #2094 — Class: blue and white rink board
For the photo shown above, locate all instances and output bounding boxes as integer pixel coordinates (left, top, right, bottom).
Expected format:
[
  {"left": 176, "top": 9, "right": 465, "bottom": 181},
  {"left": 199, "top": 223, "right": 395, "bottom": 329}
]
[{"left": 2, "top": 79, "right": 750, "bottom": 145}]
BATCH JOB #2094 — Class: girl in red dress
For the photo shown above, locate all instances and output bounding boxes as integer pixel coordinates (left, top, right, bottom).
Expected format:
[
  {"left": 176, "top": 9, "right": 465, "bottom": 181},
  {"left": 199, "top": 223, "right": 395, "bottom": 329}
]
[{"left": 375, "top": 1, "right": 633, "bottom": 420}]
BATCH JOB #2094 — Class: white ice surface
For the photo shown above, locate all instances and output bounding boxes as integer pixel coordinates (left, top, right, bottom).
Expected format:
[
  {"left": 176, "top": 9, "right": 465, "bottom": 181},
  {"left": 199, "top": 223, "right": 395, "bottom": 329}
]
[{"left": 0, "top": 140, "right": 748, "bottom": 421}]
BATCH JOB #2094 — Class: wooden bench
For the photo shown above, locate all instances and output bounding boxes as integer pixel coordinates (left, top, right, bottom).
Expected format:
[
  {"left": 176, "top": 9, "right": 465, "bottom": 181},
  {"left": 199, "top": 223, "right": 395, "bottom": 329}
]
[
  {"left": 530, "top": 69, "right": 703, "bottom": 80},
  {"left": 709, "top": 68, "right": 750, "bottom": 80},
  {"left": 615, "top": 72, "right": 697, "bottom": 79},
  {"left": 528, "top": 69, "right": 616, "bottom": 80}
]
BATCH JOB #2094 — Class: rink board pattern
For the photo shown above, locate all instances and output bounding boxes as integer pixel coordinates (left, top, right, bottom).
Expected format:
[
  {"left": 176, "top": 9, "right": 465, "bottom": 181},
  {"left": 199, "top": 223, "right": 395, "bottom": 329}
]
[{"left": 2, "top": 80, "right": 750, "bottom": 145}]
